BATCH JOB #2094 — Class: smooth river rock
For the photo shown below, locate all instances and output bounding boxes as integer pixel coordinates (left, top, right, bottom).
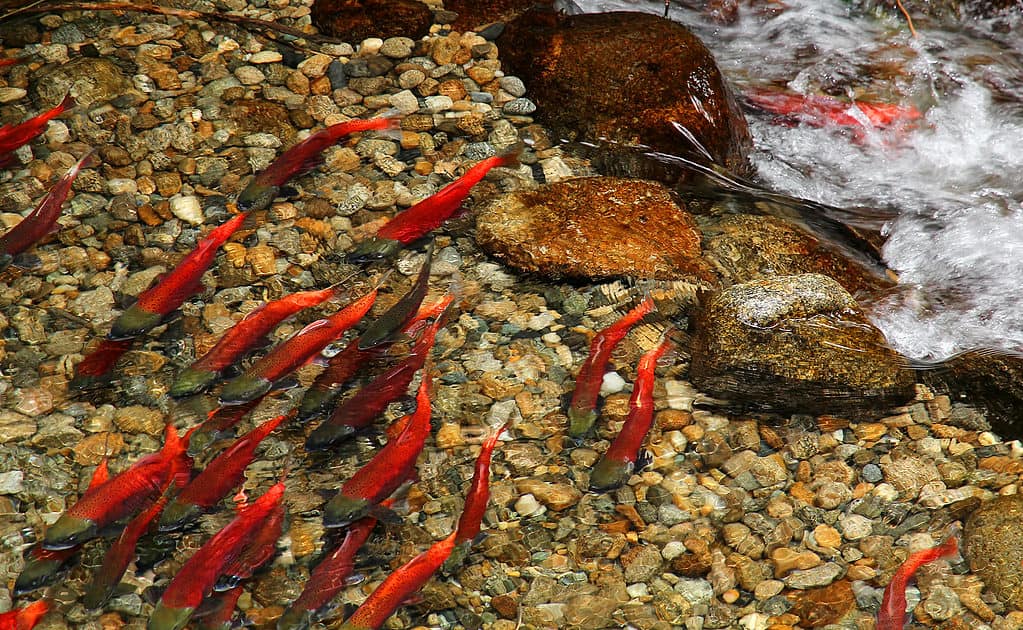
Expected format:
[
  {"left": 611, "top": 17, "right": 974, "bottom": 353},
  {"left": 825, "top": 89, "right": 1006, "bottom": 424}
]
[
  {"left": 311, "top": 0, "right": 433, "bottom": 42},
  {"left": 475, "top": 177, "right": 718, "bottom": 282},
  {"left": 964, "top": 494, "right": 1023, "bottom": 609},
  {"left": 702, "top": 214, "right": 894, "bottom": 297},
  {"left": 689, "top": 274, "right": 916, "bottom": 415},
  {"left": 497, "top": 9, "right": 751, "bottom": 184},
  {"left": 32, "top": 57, "right": 132, "bottom": 107}
]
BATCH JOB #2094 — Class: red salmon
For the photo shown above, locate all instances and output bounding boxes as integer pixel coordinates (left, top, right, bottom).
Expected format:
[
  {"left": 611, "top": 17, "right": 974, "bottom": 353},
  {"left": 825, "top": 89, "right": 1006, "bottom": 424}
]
[
  {"left": 589, "top": 335, "right": 673, "bottom": 492},
  {"left": 0, "top": 94, "right": 74, "bottom": 166},
  {"left": 877, "top": 529, "right": 959, "bottom": 630},
  {"left": 567, "top": 296, "right": 656, "bottom": 438},
  {"left": 348, "top": 149, "right": 519, "bottom": 262},
  {"left": 170, "top": 285, "right": 344, "bottom": 398},
  {"left": 218, "top": 288, "right": 378, "bottom": 405},
  {"left": 109, "top": 212, "right": 249, "bottom": 340},
  {"left": 1, "top": 151, "right": 97, "bottom": 267}
]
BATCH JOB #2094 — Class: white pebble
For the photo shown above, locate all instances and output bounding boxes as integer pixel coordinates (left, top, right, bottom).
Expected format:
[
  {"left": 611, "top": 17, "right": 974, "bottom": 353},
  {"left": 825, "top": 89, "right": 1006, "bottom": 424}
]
[
  {"left": 0, "top": 87, "right": 27, "bottom": 104},
  {"left": 0, "top": 470, "right": 24, "bottom": 494},
  {"left": 514, "top": 493, "right": 543, "bottom": 517},
  {"left": 423, "top": 95, "right": 453, "bottom": 114},
  {"left": 107, "top": 178, "right": 138, "bottom": 195},
  {"left": 169, "top": 194, "right": 204, "bottom": 225},
  {"left": 661, "top": 540, "right": 687, "bottom": 561},
  {"left": 978, "top": 431, "right": 999, "bottom": 446},
  {"left": 249, "top": 51, "right": 283, "bottom": 64},
  {"left": 388, "top": 90, "right": 420, "bottom": 115},
  {"left": 359, "top": 37, "right": 383, "bottom": 55},
  {"left": 739, "top": 612, "right": 770, "bottom": 630},
  {"left": 626, "top": 583, "right": 649, "bottom": 598},
  {"left": 600, "top": 371, "right": 626, "bottom": 396},
  {"left": 45, "top": 121, "right": 71, "bottom": 144}
]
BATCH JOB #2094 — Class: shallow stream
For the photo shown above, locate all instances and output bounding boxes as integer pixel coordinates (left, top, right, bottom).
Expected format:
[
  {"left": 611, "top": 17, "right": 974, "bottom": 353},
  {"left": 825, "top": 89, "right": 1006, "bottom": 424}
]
[{"left": 572, "top": 0, "right": 1023, "bottom": 361}]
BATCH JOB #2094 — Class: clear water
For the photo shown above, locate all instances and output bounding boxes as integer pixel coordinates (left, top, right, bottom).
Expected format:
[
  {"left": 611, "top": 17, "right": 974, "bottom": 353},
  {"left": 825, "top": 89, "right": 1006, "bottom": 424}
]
[{"left": 568, "top": 0, "right": 1023, "bottom": 361}]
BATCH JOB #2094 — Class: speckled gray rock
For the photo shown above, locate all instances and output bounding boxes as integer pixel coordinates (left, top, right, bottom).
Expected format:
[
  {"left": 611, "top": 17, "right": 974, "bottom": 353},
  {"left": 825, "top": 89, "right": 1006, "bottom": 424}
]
[
  {"left": 964, "top": 494, "right": 1023, "bottom": 609},
  {"left": 689, "top": 274, "right": 916, "bottom": 416}
]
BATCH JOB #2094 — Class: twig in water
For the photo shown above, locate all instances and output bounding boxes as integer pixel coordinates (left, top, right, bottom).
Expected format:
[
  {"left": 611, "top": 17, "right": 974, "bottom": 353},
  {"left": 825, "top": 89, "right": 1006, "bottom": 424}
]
[{"left": 894, "top": 0, "right": 918, "bottom": 38}]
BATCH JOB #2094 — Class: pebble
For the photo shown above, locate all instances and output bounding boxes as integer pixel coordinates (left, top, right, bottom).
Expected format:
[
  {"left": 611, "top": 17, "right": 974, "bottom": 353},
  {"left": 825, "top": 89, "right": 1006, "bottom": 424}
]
[
  {"left": 0, "top": 470, "right": 24, "bottom": 494},
  {"left": 783, "top": 562, "right": 843, "bottom": 589},
  {"left": 499, "top": 76, "right": 527, "bottom": 97},
  {"left": 423, "top": 95, "right": 453, "bottom": 113},
  {"left": 503, "top": 97, "right": 538, "bottom": 115},
  {"left": 250, "top": 51, "right": 283, "bottom": 64},
  {"left": 515, "top": 493, "right": 543, "bottom": 517},
  {"left": 168, "top": 194, "right": 204, "bottom": 225},
  {"left": 600, "top": 371, "right": 627, "bottom": 395},
  {"left": 837, "top": 514, "right": 874, "bottom": 540},
  {"left": 0, "top": 87, "right": 27, "bottom": 103}
]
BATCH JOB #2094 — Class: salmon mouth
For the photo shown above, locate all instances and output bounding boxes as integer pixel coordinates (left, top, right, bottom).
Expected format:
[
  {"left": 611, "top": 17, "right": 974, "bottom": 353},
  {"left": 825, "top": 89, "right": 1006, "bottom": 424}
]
[{"left": 41, "top": 515, "right": 98, "bottom": 551}]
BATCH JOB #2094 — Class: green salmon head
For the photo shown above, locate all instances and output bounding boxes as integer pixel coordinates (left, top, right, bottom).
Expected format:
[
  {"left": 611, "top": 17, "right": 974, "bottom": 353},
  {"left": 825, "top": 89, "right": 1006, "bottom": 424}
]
[
  {"left": 157, "top": 500, "right": 202, "bottom": 533},
  {"left": 147, "top": 603, "right": 195, "bottom": 630},
  {"left": 168, "top": 367, "right": 219, "bottom": 399},
  {"left": 323, "top": 495, "right": 370, "bottom": 529},
  {"left": 219, "top": 375, "right": 272, "bottom": 407},
  {"left": 42, "top": 515, "right": 98, "bottom": 551},
  {"left": 588, "top": 458, "right": 633, "bottom": 494}
]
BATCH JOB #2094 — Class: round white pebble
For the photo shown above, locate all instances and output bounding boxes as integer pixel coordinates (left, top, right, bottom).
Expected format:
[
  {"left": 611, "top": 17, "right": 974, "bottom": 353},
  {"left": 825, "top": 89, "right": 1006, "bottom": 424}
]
[
  {"left": 600, "top": 371, "right": 626, "bottom": 396},
  {"left": 515, "top": 493, "right": 543, "bottom": 517},
  {"left": 169, "top": 194, "right": 204, "bottom": 225}
]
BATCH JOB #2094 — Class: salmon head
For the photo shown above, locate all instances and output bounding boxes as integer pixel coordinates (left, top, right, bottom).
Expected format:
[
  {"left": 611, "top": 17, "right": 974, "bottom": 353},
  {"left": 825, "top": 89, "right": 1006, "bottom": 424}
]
[
  {"left": 109, "top": 304, "right": 165, "bottom": 341},
  {"left": 157, "top": 499, "right": 202, "bottom": 533},
  {"left": 147, "top": 602, "right": 194, "bottom": 630},
  {"left": 236, "top": 181, "right": 280, "bottom": 213},
  {"left": 322, "top": 495, "right": 370, "bottom": 529},
  {"left": 168, "top": 366, "right": 219, "bottom": 399},
  {"left": 588, "top": 458, "right": 633, "bottom": 494},
  {"left": 42, "top": 515, "right": 96, "bottom": 551},
  {"left": 346, "top": 237, "right": 403, "bottom": 264},
  {"left": 219, "top": 374, "right": 273, "bottom": 407}
]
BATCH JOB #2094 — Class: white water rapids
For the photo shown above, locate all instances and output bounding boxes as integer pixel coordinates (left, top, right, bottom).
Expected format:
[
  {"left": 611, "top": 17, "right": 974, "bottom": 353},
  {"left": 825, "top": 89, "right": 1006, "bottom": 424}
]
[{"left": 567, "top": 0, "right": 1023, "bottom": 361}]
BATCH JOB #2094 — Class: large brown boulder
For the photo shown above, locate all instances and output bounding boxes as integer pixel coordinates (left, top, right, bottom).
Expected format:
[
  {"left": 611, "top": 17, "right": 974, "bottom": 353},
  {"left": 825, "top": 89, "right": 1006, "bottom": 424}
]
[
  {"left": 496, "top": 9, "right": 751, "bottom": 184},
  {"left": 475, "top": 176, "right": 718, "bottom": 283},
  {"left": 445, "top": 0, "right": 548, "bottom": 31},
  {"left": 311, "top": 0, "right": 433, "bottom": 42},
  {"left": 922, "top": 350, "right": 1023, "bottom": 439},
  {"left": 689, "top": 274, "right": 916, "bottom": 416},
  {"left": 964, "top": 495, "right": 1023, "bottom": 610},
  {"left": 702, "top": 214, "right": 894, "bottom": 298}
]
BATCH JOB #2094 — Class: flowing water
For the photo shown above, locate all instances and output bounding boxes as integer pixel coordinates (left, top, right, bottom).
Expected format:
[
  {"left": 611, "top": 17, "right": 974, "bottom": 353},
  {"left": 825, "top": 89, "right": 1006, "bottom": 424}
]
[{"left": 568, "top": 0, "right": 1023, "bottom": 361}]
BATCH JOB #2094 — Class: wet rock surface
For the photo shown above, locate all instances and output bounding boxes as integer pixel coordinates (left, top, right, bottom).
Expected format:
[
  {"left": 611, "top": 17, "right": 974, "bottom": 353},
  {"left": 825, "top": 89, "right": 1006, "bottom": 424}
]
[
  {"left": 689, "top": 274, "right": 917, "bottom": 414},
  {"left": 702, "top": 213, "right": 895, "bottom": 297},
  {"left": 922, "top": 349, "right": 1023, "bottom": 437},
  {"left": 964, "top": 495, "right": 1023, "bottom": 610},
  {"left": 311, "top": 0, "right": 434, "bottom": 41},
  {"left": 475, "top": 177, "right": 717, "bottom": 282},
  {"left": 496, "top": 9, "right": 751, "bottom": 183}
]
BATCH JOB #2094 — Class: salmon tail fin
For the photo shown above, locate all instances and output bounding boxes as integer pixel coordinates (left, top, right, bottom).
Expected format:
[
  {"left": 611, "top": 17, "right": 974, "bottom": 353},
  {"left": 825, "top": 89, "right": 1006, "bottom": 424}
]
[
  {"left": 56, "top": 93, "right": 76, "bottom": 114},
  {"left": 497, "top": 141, "right": 525, "bottom": 168},
  {"left": 371, "top": 109, "right": 405, "bottom": 141}
]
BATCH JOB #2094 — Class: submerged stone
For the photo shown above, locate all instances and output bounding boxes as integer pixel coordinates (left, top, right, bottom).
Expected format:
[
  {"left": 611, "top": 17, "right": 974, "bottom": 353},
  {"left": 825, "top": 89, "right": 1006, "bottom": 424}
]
[
  {"left": 702, "top": 214, "right": 894, "bottom": 298},
  {"left": 497, "top": 9, "right": 751, "bottom": 183},
  {"left": 476, "top": 177, "right": 718, "bottom": 283},
  {"left": 964, "top": 494, "right": 1023, "bottom": 609},
  {"left": 311, "top": 0, "right": 433, "bottom": 42},
  {"left": 922, "top": 350, "right": 1023, "bottom": 440},
  {"left": 689, "top": 274, "right": 916, "bottom": 415}
]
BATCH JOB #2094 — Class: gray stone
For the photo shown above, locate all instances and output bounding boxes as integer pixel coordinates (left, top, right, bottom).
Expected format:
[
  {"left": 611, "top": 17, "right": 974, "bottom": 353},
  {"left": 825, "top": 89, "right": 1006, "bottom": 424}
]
[
  {"left": 783, "top": 562, "right": 843, "bottom": 589},
  {"left": 0, "top": 471, "right": 24, "bottom": 494}
]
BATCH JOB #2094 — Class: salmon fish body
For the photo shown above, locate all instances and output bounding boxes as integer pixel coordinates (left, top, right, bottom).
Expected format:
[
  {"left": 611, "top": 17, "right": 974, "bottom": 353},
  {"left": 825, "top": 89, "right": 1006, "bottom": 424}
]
[
  {"left": 0, "top": 93, "right": 74, "bottom": 163},
  {"left": 277, "top": 515, "right": 380, "bottom": 630},
  {"left": 454, "top": 424, "right": 507, "bottom": 544},
  {"left": 13, "top": 544, "right": 78, "bottom": 595},
  {"left": 0, "top": 599, "right": 49, "bottom": 630},
  {"left": 567, "top": 296, "right": 656, "bottom": 438},
  {"left": 743, "top": 88, "right": 922, "bottom": 133},
  {"left": 219, "top": 288, "right": 378, "bottom": 406},
  {"left": 305, "top": 311, "right": 444, "bottom": 451},
  {"left": 186, "top": 400, "right": 262, "bottom": 457},
  {"left": 0, "top": 151, "right": 97, "bottom": 268},
  {"left": 359, "top": 242, "right": 434, "bottom": 350},
  {"left": 43, "top": 424, "right": 190, "bottom": 550},
  {"left": 214, "top": 497, "right": 285, "bottom": 591},
  {"left": 83, "top": 493, "right": 171, "bottom": 609},
  {"left": 336, "top": 531, "right": 458, "bottom": 630},
  {"left": 348, "top": 151, "right": 517, "bottom": 263},
  {"left": 192, "top": 586, "right": 243, "bottom": 630},
  {"left": 589, "top": 335, "right": 673, "bottom": 492},
  {"left": 70, "top": 338, "right": 134, "bottom": 390},
  {"left": 323, "top": 375, "right": 433, "bottom": 529},
  {"left": 170, "top": 286, "right": 342, "bottom": 398},
  {"left": 877, "top": 531, "right": 959, "bottom": 630},
  {"left": 298, "top": 294, "right": 454, "bottom": 423},
  {"left": 148, "top": 481, "right": 286, "bottom": 630},
  {"left": 160, "top": 415, "right": 287, "bottom": 532},
  {"left": 109, "top": 212, "right": 248, "bottom": 340},
  {"left": 237, "top": 116, "right": 401, "bottom": 212}
]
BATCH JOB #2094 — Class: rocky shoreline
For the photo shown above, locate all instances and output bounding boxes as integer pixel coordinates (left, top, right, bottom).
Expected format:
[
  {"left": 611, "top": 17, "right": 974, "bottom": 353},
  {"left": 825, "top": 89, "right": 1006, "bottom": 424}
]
[{"left": 2, "top": 1, "right": 1023, "bottom": 629}]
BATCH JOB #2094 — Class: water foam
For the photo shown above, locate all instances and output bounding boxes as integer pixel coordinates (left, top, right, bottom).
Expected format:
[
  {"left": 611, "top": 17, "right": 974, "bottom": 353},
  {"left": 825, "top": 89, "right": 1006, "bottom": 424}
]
[{"left": 573, "top": 0, "right": 1023, "bottom": 360}]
